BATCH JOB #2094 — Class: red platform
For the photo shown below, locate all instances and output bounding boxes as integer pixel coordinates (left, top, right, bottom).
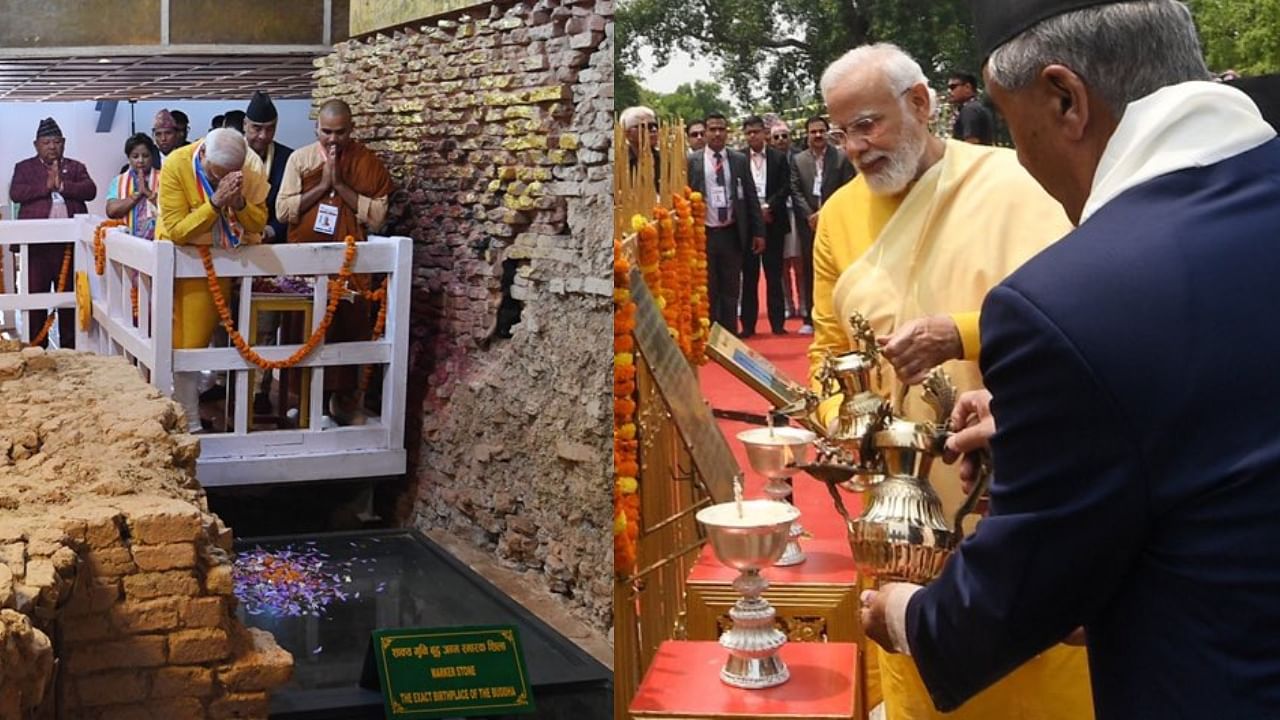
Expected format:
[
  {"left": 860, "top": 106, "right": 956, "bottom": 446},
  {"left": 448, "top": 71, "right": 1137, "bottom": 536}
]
[{"left": 629, "top": 640, "right": 863, "bottom": 719}]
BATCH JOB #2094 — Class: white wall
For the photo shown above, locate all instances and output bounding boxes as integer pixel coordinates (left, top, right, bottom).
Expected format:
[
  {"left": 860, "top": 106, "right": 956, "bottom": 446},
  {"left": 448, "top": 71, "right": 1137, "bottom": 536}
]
[{"left": 0, "top": 99, "right": 318, "bottom": 217}]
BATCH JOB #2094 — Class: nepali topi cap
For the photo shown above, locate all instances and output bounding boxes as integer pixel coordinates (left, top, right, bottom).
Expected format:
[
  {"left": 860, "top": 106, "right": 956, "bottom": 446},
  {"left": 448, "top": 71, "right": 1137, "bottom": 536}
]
[
  {"left": 36, "top": 117, "right": 62, "bottom": 139},
  {"left": 968, "top": 0, "right": 1125, "bottom": 57},
  {"left": 245, "top": 90, "right": 278, "bottom": 123},
  {"left": 153, "top": 109, "right": 177, "bottom": 130}
]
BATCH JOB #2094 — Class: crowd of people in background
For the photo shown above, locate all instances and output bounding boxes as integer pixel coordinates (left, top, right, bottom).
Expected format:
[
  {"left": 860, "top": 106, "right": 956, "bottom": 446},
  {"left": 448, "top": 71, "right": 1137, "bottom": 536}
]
[{"left": 620, "top": 69, "right": 997, "bottom": 339}]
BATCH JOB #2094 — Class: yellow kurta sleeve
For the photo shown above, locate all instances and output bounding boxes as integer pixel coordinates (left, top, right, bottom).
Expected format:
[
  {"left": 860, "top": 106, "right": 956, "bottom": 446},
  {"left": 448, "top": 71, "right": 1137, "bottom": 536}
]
[
  {"left": 157, "top": 158, "right": 218, "bottom": 246},
  {"left": 808, "top": 180, "right": 904, "bottom": 429},
  {"left": 951, "top": 310, "right": 981, "bottom": 361},
  {"left": 809, "top": 206, "right": 847, "bottom": 390}
]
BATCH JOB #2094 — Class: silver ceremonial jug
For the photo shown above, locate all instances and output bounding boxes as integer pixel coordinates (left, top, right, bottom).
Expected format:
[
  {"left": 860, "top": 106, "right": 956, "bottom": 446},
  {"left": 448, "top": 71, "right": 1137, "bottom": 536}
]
[{"left": 804, "top": 370, "right": 990, "bottom": 587}]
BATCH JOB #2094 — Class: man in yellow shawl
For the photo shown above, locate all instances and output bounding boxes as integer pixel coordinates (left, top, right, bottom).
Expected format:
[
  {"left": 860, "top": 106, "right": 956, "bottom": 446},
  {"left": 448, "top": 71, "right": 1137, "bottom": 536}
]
[
  {"left": 277, "top": 98, "right": 395, "bottom": 423},
  {"left": 808, "top": 43, "right": 1093, "bottom": 719},
  {"left": 156, "top": 128, "right": 269, "bottom": 433}
]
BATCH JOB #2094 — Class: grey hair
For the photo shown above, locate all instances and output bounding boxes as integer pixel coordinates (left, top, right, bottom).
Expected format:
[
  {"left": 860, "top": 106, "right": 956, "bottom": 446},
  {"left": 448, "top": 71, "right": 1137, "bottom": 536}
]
[
  {"left": 820, "top": 43, "right": 928, "bottom": 103},
  {"left": 619, "top": 105, "right": 656, "bottom": 130},
  {"left": 987, "top": 1, "right": 1210, "bottom": 117},
  {"left": 203, "top": 128, "right": 247, "bottom": 169}
]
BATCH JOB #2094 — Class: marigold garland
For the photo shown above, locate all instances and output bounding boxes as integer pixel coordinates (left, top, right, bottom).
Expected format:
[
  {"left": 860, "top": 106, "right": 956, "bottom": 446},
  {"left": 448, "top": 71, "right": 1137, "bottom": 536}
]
[
  {"left": 654, "top": 206, "right": 680, "bottom": 344},
  {"left": 92, "top": 219, "right": 128, "bottom": 276},
  {"left": 687, "top": 188, "right": 710, "bottom": 364},
  {"left": 633, "top": 213, "right": 662, "bottom": 306},
  {"left": 671, "top": 194, "right": 696, "bottom": 361},
  {"left": 76, "top": 272, "right": 91, "bottom": 331},
  {"left": 200, "top": 236, "right": 358, "bottom": 371},
  {"left": 354, "top": 276, "right": 390, "bottom": 395},
  {"left": 613, "top": 238, "right": 640, "bottom": 579}
]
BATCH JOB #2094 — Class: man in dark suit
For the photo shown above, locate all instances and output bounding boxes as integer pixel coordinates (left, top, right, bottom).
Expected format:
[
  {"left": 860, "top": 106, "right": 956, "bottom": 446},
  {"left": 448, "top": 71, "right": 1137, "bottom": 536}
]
[
  {"left": 688, "top": 112, "right": 765, "bottom": 336},
  {"left": 243, "top": 91, "right": 294, "bottom": 243},
  {"left": 860, "top": 2, "right": 1280, "bottom": 718},
  {"left": 243, "top": 90, "right": 296, "bottom": 412},
  {"left": 790, "top": 117, "right": 855, "bottom": 334},
  {"left": 738, "top": 115, "right": 792, "bottom": 336},
  {"left": 8, "top": 117, "right": 96, "bottom": 348}
]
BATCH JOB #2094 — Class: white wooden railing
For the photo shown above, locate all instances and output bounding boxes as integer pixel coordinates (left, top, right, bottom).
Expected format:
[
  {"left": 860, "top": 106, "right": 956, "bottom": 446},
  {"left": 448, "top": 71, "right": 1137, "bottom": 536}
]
[
  {"left": 0, "top": 215, "right": 411, "bottom": 488},
  {"left": 0, "top": 217, "right": 80, "bottom": 343}
]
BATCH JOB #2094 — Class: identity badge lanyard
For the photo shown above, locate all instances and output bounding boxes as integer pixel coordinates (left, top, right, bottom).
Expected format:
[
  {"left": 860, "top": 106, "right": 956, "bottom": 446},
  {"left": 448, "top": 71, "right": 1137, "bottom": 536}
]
[{"left": 192, "top": 143, "right": 242, "bottom": 250}]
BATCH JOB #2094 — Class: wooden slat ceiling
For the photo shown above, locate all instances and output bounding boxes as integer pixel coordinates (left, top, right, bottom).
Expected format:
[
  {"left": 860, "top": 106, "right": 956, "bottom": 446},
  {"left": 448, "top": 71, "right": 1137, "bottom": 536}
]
[{"left": 0, "top": 53, "right": 321, "bottom": 101}]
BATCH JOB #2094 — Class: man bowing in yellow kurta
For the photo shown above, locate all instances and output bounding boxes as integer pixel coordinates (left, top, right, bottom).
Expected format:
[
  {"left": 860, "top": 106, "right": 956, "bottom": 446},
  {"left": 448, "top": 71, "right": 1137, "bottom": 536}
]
[
  {"left": 808, "top": 43, "right": 1093, "bottom": 720},
  {"left": 156, "top": 127, "right": 269, "bottom": 432}
]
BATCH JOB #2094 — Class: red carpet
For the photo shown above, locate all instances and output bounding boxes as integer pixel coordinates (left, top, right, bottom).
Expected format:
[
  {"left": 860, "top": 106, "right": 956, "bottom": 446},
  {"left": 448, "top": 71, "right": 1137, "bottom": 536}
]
[{"left": 696, "top": 286, "right": 857, "bottom": 545}]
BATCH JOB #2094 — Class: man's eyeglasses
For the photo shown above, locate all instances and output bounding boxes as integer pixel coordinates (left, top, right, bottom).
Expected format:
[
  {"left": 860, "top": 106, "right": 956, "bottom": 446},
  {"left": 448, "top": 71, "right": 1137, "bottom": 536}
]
[
  {"left": 835, "top": 88, "right": 912, "bottom": 142},
  {"left": 644, "top": 122, "right": 659, "bottom": 131},
  {"left": 689, "top": 131, "right": 705, "bottom": 138},
  {"left": 771, "top": 134, "right": 789, "bottom": 140}
]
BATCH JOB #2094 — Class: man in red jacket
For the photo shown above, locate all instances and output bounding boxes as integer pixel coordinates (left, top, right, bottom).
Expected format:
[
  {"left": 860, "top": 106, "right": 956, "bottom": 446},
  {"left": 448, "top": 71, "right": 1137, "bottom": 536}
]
[{"left": 8, "top": 117, "right": 97, "bottom": 348}]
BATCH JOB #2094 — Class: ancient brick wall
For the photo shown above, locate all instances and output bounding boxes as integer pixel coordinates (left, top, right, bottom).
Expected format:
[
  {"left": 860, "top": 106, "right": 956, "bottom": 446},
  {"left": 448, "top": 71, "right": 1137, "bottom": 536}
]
[
  {"left": 0, "top": 345, "right": 291, "bottom": 719},
  {"left": 313, "top": 0, "right": 613, "bottom": 630}
]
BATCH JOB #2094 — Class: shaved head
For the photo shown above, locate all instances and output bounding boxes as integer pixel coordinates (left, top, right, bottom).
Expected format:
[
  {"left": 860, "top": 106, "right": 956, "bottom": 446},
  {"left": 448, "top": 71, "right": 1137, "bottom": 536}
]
[
  {"left": 319, "top": 99, "right": 352, "bottom": 122},
  {"left": 316, "top": 99, "right": 355, "bottom": 154}
]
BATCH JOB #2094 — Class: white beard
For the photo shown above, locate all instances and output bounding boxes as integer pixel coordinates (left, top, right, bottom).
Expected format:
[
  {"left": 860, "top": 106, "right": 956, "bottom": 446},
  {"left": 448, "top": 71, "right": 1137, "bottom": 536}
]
[{"left": 856, "top": 117, "right": 927, "bottom": 196}]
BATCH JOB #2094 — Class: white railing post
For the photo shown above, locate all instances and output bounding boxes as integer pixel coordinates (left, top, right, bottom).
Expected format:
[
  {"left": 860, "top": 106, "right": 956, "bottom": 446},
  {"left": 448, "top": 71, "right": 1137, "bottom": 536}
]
[
  {"left": 233, "top": 273, "right": 252, "bottom": 435},
  {"left": 17, "top": 241, "right": 29, "bottom": 344},
  {"left": 0, "top": 236, "right": 12, "bottom": 335},
  {"left": 384, "top": 236, "right": 412, "bottom": 452},
  {"left": 151, "top": 241, "right": 175, "bottom": 396},
  {"left": 308, "top": 269, "right": 328, "bottom": 430}
]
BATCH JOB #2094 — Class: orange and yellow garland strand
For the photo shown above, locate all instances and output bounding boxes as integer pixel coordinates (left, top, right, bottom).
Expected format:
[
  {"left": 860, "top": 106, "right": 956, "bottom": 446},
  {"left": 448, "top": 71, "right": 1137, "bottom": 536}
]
[
  {"left": 654, "top": 207, "right": 680, "bottom": 345},
  {"left": 614, "top": 238, "right": 640, "bottom": 579},
  {"left": 92, "top": 219, "right": 127, "bottom": 276},
  {"left": 200, "top": 236, "right": 358, "bottom": 371},
  {"left": 671, "top": 193, "right": 696, "bottom": 360},
  {"left": 687, "top": 189, "right": 710, "bottom": 364},
  {"left": 634, "top": 214, "right": 662, "bottom": 304}
]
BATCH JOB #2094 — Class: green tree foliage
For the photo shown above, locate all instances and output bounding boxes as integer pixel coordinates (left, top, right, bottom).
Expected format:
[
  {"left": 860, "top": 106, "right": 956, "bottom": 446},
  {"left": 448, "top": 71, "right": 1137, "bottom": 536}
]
[
  {"left": 618, "top": 0, "right": 982, "bottom": 111},
  {"left": 614, "top": 70, "right": 734, "bottom": 125},
  {"left": 1188, "top": 0, "right": 1280, "bottom": 76},
  {"left": 646, "top": 80, "right": 735, "bottom": 123},
  {"left": 617, "top": 69, "right": 645, "bottom": 111}
]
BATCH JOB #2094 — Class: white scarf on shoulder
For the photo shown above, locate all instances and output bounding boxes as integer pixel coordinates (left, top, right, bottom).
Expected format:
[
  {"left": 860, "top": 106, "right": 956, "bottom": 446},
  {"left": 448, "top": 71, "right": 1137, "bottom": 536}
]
[{"left": 1082, "top": 80, "right": 1275, "bottom": 223}]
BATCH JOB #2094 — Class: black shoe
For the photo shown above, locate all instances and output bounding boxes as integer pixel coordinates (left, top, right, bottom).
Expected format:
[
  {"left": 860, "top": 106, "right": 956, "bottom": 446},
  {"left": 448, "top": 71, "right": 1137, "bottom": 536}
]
[
  {"left": 739, "top": 330, "right": 756, "bottom": 339},
  {"left": 772, "top": 327, "right": 788, "bottom": 336}
]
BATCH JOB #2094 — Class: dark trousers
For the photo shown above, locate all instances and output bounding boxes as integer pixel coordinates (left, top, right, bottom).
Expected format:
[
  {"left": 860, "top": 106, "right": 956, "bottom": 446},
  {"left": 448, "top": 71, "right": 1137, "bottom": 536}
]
[
  {"left": 798, "top": 226, "right": 815, "bottom": 325},
  {"left": 26, "top": 242, "right": 75, "bottom": 349},
  {"left": 741, "top": 232, "right": 786, "bottom": 333},
  {"left": 707, "top": 225, "right": 744, "bottom": 336}
]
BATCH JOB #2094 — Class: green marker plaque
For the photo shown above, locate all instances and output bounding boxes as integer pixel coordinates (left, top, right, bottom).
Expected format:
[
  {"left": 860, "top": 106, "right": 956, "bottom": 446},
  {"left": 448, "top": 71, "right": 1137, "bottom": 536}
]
[{"left": 370, "top": 625, "right": 536, "bottom": 718}]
